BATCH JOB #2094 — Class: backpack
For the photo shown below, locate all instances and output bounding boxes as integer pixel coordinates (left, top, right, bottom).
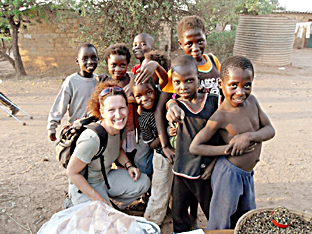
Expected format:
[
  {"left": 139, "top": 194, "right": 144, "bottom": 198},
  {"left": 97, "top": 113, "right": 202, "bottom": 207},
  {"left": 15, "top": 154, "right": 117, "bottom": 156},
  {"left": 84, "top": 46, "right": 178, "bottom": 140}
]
[{"left": 56, "top": 116, "right": 111, "bottom": 190}]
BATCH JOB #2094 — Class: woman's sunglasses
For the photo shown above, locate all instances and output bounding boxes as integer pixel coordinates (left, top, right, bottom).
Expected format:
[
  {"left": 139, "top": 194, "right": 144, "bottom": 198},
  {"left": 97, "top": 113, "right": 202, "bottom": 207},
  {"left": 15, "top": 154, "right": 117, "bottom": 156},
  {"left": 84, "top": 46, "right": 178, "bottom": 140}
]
[{"left": 99, "top": 86, "right": 124, "bottom": 98}]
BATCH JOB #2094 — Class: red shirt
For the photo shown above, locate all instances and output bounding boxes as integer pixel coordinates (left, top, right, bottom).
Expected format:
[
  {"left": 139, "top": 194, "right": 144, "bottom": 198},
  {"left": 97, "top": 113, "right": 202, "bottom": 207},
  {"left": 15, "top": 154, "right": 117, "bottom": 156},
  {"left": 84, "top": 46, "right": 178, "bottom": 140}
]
[{"left": 131, "top": 64, "right": 141, "bottom": 75}]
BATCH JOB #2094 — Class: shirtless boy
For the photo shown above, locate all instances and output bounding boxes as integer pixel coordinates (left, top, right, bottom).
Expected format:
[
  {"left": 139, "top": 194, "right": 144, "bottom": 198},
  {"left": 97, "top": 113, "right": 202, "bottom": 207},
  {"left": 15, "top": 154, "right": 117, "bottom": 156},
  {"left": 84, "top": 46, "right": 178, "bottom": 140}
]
[{"left": 190, "top": 55, "right": 275, "bottom": 230}]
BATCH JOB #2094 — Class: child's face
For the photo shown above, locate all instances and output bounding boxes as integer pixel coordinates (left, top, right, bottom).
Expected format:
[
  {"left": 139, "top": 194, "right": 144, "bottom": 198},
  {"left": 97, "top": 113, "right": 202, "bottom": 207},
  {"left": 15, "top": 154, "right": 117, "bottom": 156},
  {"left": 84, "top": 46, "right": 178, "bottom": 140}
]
[
  {"left": 76, "top": 46, "right": 98, "bottom": 77},
  {"left": 107, "top": 54, "right": 128, "bottom": 80},
  {"left": 132, "top": 35, "right": 153, "bottom": 60},
  {"left": 220, "top": 67, "right": 253, "bottom": 107},
  {"left": 132, "top": 83, "right": 156, "bottom": 110},
  {"left": 178, "top": 29, "right": 206, "bottom": 63},
  {"left": 172, "top": 65, "right": 198, "bottom": 101}
]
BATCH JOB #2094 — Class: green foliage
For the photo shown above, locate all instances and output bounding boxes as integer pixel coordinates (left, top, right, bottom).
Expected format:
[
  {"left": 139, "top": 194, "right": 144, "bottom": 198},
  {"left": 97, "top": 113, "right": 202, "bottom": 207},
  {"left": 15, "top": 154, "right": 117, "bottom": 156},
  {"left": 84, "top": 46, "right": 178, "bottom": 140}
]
[
  {"left": 238, "top": 0, "right": 280, "bottom": 15},
  {"left": 0, "top": 0, "right": 59, "bottom": 76},
  {"left": 57, "top": 0, "right": 189, "bottom": 69},
  {"left": 0, "top": 17, "right": 9, "bottom": 35},
  {"left": 188, "top": 0, "right": 281, "bottom": 35},
  {"left": 206, "top": 30, "right": 236, "bottom": 63}
]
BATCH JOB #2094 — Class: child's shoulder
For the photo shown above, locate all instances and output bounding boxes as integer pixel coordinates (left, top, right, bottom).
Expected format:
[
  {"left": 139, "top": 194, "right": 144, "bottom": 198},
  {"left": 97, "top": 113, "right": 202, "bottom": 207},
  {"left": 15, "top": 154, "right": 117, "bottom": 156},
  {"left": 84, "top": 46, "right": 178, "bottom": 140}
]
[{"left": 242, "top": 94, "right": 259, "bottom": 110}]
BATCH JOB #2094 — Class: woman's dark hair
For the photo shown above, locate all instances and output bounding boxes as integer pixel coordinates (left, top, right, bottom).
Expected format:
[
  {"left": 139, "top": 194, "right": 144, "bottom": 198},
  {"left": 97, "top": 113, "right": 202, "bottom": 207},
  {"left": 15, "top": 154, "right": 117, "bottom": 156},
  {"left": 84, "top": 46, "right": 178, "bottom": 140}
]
[{"left": 87, "top": 80, "right": 128, "bottom": 120}]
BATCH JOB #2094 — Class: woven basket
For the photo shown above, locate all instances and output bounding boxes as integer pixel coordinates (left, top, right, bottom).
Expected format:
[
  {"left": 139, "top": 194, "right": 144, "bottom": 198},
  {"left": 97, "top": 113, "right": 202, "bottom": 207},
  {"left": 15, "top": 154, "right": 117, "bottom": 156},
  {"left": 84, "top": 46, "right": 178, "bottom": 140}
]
[{"left": 234, "top": 207, "right": 312, "bottom": 234}]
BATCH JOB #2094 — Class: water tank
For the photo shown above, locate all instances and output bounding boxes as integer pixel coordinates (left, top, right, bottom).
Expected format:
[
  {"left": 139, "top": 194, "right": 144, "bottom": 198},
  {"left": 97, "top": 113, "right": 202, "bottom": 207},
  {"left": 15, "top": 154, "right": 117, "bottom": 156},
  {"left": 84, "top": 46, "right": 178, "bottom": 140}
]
[{"left": 233, "top": 15, "right": 296, "bottom": 66}]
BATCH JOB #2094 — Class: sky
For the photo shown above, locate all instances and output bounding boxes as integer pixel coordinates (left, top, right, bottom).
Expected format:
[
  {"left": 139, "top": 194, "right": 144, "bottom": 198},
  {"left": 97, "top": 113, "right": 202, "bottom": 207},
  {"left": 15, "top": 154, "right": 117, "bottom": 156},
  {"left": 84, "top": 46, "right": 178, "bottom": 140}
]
[{"left": 278, "top": 0, "right": 312, "bottom": 12}]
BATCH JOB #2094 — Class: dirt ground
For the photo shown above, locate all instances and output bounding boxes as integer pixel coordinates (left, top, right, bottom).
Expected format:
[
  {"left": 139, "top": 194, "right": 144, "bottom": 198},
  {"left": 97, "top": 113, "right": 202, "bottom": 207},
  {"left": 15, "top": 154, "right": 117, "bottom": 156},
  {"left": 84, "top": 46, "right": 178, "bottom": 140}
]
[{"left": 0, "top": 48, "right": 312, "bottom": 234}]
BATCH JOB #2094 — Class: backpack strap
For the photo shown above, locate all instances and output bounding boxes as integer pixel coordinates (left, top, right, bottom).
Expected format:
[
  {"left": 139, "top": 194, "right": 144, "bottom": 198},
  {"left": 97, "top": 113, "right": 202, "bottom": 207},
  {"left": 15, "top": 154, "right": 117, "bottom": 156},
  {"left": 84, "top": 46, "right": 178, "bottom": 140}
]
[{"left": 79, "top": 122, "right": 110, "bottom": 193}]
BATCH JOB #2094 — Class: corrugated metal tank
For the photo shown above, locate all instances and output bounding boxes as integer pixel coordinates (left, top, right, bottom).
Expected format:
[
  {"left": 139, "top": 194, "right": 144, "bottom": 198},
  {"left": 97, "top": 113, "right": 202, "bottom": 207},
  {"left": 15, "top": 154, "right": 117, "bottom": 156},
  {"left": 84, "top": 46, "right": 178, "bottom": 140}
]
[{"left": 233, "top": 15, "right": 296, "bottom": 66}]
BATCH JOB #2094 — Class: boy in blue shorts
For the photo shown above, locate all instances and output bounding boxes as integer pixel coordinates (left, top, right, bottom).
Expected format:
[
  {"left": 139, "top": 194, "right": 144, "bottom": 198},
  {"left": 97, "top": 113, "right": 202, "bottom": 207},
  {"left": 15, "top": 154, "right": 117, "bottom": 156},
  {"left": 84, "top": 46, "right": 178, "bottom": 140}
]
[{"left": 190, "top": 56, "right": 275, "bottom": 230}]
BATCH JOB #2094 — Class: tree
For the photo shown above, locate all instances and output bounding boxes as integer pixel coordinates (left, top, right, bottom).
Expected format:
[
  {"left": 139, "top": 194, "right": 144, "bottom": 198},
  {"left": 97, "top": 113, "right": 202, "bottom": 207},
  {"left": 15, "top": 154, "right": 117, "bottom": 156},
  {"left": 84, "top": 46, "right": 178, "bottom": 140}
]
[
  {"left": 0, "top": 0, "right": 56, "bottom": 77},
  {"left": 187, "top": 0, "right": 283, "bottom": 33},
  {"left": 59, "top": 0, "right": 189, "bottom": 58}
]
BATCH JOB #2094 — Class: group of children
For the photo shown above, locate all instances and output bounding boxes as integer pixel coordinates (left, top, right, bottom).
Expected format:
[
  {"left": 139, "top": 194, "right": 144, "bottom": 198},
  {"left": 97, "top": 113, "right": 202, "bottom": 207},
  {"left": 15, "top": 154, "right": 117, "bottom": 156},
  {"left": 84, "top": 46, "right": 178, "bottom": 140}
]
[{"left": 47, "top": 15, "right": 275, "bottom": 233}]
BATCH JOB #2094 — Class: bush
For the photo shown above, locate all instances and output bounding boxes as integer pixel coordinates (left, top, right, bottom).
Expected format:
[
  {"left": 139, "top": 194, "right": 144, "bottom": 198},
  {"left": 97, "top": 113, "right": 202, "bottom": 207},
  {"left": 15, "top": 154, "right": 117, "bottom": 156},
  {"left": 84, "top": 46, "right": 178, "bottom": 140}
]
[{"left": 206, "top": 30, "right": 236, "bottom": 63}]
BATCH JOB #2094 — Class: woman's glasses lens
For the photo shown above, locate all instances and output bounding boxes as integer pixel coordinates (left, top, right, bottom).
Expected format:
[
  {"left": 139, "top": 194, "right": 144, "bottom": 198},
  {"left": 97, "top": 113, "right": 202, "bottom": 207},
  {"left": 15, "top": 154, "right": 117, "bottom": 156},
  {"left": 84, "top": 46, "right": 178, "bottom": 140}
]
[{"left": 100, "top": 86, "right": 123, "bottom": 97}]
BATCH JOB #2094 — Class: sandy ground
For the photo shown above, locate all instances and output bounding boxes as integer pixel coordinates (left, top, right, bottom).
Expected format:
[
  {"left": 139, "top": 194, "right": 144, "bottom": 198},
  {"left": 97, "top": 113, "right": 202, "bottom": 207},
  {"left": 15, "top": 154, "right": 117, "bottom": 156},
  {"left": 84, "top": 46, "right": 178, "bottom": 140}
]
[{"left": 0, "top": 48, "right": 312, "bottom": 234}]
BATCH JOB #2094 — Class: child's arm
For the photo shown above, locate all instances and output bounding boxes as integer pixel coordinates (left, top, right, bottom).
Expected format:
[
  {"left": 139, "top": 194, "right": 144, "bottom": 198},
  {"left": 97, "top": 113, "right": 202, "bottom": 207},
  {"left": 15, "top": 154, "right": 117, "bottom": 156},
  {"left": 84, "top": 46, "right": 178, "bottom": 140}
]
[
  {"left": 135, "top": 61, "right": 168, "bottom": 89},
  {"left": 189, "top": 113, "right": 229, "bottom": 156},
  {"left": 155, "top": 92, "right": 175, "bottom": 163},
  {"left": 226, "top": 97, "right": 275, "bottom": 155},
  {"left": 148, "top": 138, "right": 161, "bottom": 150},
  {"left": 166, "top": 99, "right": 185, "bottom": 123},
  {"left": 47, "top": 83, "right": 71, "bottom": 141}
]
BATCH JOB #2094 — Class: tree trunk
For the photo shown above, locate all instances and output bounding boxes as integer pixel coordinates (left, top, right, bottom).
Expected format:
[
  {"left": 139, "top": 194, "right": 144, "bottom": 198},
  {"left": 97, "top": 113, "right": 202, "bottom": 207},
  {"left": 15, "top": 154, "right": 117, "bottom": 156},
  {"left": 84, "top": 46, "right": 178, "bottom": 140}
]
[{"left": 8, "top": 16, "right": 27, "bottom": 77}]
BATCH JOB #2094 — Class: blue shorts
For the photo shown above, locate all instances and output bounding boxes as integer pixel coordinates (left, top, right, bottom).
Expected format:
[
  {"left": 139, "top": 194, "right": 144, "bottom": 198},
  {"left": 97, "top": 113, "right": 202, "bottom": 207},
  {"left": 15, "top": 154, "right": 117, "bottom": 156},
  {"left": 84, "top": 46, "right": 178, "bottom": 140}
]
[
  {"left": 134, "top": 137, "right": 154, "bottom": 177},
  {"left": 207, "top": 156, "right": 256, "bottom": 230}
]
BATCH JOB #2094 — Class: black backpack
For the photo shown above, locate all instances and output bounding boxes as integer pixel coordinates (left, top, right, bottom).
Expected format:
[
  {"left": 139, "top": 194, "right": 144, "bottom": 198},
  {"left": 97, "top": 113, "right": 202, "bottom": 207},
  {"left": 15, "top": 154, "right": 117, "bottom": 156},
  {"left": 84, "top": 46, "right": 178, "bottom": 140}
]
[{"left": 56, "top": 116, "right": 111, "bottom": 190}]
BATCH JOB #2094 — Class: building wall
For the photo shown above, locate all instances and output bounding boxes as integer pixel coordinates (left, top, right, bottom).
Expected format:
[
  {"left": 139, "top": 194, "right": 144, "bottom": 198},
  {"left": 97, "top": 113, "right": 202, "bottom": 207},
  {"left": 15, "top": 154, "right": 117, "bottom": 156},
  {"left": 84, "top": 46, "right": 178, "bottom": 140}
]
[
  {"left": 19, "top": 18, "right": 80, "bottom": 74},
  {"left": 158, "top": 22, "right": 171, "bottom": 59},
  {"left": 273, "top": 12, "right": 312, "bottom": 23},
  {"left": 273, "top": 12, "right": 312, "bottom": 49},
  {"left": 19, "top": 18, "right": 172, "bottom": 75}
]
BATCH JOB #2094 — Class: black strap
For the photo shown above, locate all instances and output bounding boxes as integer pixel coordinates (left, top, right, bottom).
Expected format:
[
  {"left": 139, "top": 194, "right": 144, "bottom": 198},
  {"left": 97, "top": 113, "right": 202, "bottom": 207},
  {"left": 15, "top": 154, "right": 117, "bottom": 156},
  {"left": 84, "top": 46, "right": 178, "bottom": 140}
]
[{"left": 78, "top": 123, "right": 110, "bottom": 193}]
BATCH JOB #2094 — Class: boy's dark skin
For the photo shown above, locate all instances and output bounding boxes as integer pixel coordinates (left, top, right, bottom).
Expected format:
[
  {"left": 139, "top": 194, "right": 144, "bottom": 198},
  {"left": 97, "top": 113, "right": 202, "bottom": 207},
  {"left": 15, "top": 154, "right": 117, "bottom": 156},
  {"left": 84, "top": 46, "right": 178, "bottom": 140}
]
[
  {"left": 170, "top": 62, "right": 213, "bottom": 232},
  {"left": 132, "top": 34, "right": 168, "bottom": 88},
  {"left": 76, "top": 46, "right": 98, "bottom": 78},
  {"left": 155, "top": 25, "right": 210, "bottom": 226},
  {"left": 155, "top": 25, "right": 209, "bottom": 161},
  {"left": 189, "top": 67, "right": 275, "bottom": 171},
  {"left": 132, "top": 33, "right": 154, "bottom": 64},
  {"left": 49, "top": 45, "right": 98, "bottom": 141}
]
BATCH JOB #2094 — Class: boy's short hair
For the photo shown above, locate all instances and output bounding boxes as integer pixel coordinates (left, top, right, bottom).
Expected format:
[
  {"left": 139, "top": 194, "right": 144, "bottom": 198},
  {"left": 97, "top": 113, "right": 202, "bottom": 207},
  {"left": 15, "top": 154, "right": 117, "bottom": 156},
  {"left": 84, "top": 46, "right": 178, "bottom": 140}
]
[
  {"left": 171, "top": 55, "right": 197, "bottom": 73},
  {"left": 130, "top": 75, "right": 157, "bottom": 93},
  {"left": 104, "top": 43, "right": 131, "bottom": 64},
  {"left": 135, "top": 33, "right": 155, "bottom": 48},
  {"left": 144, "top": 50, "right": 170, "bottom": 71},
  {"left": 220, "top": 56, "right": 254, "bottom": 80},
  {"left": 177, "top": 15, "right": 206, "bottom": 40},
  {"left": 78, "top": 43, "right": 97, "bottom": 54}
]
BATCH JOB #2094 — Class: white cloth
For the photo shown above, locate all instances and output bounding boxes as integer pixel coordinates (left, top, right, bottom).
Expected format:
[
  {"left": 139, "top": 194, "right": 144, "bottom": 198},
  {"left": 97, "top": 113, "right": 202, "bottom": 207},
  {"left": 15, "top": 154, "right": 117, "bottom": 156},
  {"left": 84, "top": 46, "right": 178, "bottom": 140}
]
[
  {"left": 144, "top": 150, "right": 173, "bottom": 225},
  {"left": 295, "top": 22, "right": 312, "bottom": 38},
  {"left": 122, "top": 129, "right": 137, "bottom": 153}
]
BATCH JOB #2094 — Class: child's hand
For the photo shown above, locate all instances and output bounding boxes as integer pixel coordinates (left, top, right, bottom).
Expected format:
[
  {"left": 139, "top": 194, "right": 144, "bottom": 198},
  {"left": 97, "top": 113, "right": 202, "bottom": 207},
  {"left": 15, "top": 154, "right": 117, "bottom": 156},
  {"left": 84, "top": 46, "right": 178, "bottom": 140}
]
[
  {"left": 49, "top": 133, "right": 57, "bottom": 141},
  {"left": 163, "top": 146, "right": 175, "bottom": 164},
  {"left": 96, "top": 73, "right": 109, "bottom": 82},
  {"left": 135, "top": 61, "right": 158, "bottom": 84},
  {"left": 225, "top": 133, "right": 256, "bottom": 156},
  {"left": 166, "top": 105, "right": 185, "bottom": 123},
  {"left": 167, "top": 123, "right": 177, "bottom": 137}
]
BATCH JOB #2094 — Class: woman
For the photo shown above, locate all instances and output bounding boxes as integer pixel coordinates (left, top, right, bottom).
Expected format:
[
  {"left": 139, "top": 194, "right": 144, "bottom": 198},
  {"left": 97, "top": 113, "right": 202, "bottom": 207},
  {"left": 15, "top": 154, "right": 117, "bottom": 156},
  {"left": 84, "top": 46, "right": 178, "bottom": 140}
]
[{"left": 66, "top": 80, "right": 150, "bottom": 209}]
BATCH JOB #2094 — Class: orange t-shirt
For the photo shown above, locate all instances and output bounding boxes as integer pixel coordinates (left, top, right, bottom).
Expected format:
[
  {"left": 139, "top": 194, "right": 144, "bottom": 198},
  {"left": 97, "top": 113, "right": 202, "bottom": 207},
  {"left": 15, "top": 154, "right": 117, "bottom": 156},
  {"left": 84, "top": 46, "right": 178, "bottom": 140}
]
[{"left": 162, "top": 54, "right": 221, "bottom": 93}]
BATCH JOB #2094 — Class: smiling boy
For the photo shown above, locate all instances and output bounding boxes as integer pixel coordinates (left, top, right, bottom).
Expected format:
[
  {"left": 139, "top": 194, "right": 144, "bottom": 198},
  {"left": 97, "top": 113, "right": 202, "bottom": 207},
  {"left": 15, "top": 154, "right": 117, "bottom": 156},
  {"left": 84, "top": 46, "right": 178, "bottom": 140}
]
[
  {"left": 47, "top": 43, "right": 98, "bottom": 141},
  {"left": 190, "top": 56, "right": 275, "bottom": 230},
  {"left": 131, "top": 33, "right": 155, "bottom": 75}
]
